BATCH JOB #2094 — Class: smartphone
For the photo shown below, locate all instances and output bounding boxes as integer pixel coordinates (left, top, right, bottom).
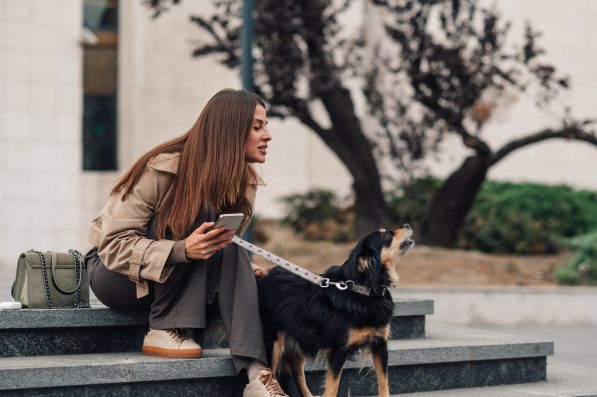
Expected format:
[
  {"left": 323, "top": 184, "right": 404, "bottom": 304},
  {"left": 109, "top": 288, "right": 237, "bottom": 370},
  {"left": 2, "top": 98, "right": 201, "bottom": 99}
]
[{"left": 214, "top": 213, "right": 245, "bottom": 232}]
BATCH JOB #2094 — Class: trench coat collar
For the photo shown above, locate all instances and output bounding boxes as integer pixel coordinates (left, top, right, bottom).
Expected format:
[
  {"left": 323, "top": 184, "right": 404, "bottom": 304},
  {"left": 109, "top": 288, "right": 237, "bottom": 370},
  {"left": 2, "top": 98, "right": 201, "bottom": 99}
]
[{"left": 149, "top": 152, "right": 266, "bottom": 186}]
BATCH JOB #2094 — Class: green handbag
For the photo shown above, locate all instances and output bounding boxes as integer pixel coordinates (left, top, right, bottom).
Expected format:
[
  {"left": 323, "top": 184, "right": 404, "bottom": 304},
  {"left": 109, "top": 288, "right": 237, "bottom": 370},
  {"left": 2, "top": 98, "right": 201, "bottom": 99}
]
[{"left": 11, "top": 249, "right": 91, "bottom": 309}]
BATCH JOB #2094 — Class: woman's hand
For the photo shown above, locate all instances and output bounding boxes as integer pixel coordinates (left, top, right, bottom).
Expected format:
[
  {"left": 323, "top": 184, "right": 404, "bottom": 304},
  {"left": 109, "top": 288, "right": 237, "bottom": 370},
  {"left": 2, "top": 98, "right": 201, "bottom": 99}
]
[{"left": 184, "top": 222, "right": 236, "bottom": 260}]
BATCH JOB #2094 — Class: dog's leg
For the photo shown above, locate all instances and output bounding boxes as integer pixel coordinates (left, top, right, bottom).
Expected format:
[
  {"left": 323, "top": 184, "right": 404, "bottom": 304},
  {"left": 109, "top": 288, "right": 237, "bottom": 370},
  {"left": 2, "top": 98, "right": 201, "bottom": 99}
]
[
  {"left": 271, "top": 332, "right": 285, "bottom": 375},
  {"left": 285, "top": 352, "right": 313, "bottom": 397},
  {"left": 322, "top": 350, "right": 348, "bottom": 397},
  {"left": 371, "top": 341, "right": 390, "bottom": 397}
]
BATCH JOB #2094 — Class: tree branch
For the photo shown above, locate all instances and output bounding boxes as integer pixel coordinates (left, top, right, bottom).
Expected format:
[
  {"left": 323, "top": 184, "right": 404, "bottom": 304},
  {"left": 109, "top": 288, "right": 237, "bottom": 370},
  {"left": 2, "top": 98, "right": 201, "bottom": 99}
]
[
  {"left": 491, "top": 119, "right": 597, "bottom": 165},
  {"left": 454, "top": 123, "right": 492, "bottom": 156},
  {"left": 278, "top": 95, "right": 348, "bottom": 158},
  {"left": 412, "top": 87, "right": 492, "bottom": 155},
  {"left": 292, "top": 105, "right": 329, "bottom": 140}
]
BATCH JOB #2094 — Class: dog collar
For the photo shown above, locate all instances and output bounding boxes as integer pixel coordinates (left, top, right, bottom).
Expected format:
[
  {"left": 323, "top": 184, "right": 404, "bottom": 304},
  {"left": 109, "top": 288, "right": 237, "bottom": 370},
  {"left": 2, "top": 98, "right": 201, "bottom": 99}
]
[{"left": 232, "top": 236, "right": 381, "bottom": 297}]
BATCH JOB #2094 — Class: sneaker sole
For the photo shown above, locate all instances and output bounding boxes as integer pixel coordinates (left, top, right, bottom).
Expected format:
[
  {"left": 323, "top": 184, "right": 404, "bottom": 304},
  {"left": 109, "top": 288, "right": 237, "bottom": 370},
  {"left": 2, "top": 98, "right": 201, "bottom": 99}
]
[{"left": 142, "top": 346, "right": 203, "bottom": 358}]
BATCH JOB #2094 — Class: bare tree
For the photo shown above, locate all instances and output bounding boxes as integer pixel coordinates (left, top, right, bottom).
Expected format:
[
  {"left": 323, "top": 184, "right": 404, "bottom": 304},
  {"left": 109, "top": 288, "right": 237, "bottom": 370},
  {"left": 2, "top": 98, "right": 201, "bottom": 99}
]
[
  {"left": 149, "top": 0, "right": 389, "bottom": 235},
  {"left": 149, "top": 0, "right": 596, "bottom": 244},
  {"left": 363, "top": 0, "right": 597, "bottom": 246}
]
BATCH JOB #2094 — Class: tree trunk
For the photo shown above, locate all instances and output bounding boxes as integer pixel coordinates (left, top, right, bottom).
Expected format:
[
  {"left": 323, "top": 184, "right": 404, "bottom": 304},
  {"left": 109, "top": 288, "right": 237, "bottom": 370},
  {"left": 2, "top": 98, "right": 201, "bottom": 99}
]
[
  {"left": 420, "top": 155, "right": 491, "bottom": 247},
  {"left": 353, "top": 177, "right": 388, "bottom": 235},
  {"left": 317, "top": 87, "right": 389, "bottom": 235}
]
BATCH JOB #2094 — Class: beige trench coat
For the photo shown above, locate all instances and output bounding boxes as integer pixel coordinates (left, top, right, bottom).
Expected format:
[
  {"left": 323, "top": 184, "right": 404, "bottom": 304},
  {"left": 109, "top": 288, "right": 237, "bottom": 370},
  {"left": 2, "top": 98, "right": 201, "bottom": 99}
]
[{"left": 88, "top": 152, "right": 265, "bottom": 298}]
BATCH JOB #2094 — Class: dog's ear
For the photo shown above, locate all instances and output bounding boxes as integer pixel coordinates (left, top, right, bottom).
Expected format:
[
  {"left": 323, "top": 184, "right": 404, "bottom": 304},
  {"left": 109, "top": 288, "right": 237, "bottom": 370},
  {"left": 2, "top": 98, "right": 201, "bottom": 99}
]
[
  {"left": 357, "top": 256, "right": 370, "bottom": 272},
  {"left": 357, "top": 253, "right": 381, "bottom": 273}
]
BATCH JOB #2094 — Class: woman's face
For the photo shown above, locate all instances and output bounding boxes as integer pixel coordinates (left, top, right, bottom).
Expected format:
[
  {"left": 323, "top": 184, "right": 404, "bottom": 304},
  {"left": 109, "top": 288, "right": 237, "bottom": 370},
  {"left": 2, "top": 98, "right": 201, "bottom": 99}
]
[{"left": 245, "top": 105, "right": 271, "bottom": 163}]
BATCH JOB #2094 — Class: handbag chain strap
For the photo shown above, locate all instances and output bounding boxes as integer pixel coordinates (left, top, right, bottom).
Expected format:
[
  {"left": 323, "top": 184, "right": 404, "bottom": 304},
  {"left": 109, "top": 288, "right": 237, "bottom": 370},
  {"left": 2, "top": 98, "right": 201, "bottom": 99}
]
[{"left": 30, "top": 249, "right": 91, "bottom": 309}]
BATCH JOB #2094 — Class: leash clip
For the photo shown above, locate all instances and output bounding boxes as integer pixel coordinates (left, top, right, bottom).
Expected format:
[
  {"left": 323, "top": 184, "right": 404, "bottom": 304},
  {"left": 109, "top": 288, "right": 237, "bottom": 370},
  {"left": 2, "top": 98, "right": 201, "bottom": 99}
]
[
  {"left": 320, "top": 279, "right": 356, "bottom": 290},
  {"left": 334, "top": 281, "right": 348, "bottom": 290}
]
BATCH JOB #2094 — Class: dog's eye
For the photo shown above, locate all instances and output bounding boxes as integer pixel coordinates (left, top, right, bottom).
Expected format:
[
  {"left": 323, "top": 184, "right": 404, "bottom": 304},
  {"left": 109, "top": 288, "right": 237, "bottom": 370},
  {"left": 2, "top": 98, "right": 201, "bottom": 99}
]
[
  {"left": 383, "top": 231, "right": 393, "bottom": 245},
  {"left": 385, "top": 231, "right": 393, "bottom": 239}
]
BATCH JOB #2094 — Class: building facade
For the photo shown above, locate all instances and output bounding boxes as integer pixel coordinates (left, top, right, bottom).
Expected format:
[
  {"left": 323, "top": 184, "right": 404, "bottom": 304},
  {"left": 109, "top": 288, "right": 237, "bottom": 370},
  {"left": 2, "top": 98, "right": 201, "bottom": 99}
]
[{"left": 1, "top": 0, "right": 596, "bottom": 270}]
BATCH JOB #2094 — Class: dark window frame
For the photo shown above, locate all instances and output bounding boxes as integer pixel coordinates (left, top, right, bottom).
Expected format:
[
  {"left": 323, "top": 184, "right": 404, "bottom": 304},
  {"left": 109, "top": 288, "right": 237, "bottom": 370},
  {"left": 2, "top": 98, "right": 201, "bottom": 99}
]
[{"left": 82, "top": 0, "right": 118, "bottom": 171}]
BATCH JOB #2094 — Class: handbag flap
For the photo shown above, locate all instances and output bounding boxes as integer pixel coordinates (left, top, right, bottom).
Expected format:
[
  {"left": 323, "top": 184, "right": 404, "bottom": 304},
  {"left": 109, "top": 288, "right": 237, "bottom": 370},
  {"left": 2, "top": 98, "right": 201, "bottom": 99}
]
[{"left": 22, "top": 252, "right": 81, "bottom": 269}]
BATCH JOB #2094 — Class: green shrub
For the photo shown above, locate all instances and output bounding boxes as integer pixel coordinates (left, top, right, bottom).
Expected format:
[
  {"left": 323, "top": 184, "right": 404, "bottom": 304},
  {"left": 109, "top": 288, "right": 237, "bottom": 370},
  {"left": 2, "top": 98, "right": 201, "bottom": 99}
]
[
  {"left": 279, "top": 189, "right": 353, "bottom": 241},
  {"left": 385, "top": 179, "right": 597, "bottom": 254},
  {"left": 553, "top": 231, "right": 597, "bottom": 285},
  {"left": 385, "top": 177, "right": 441, "bottom": 232},
  {"left": 459, "top": 182, "right": 597, "bottom": 254},
  {"left": 281, "top": 181, "right": 597, "bottom": 254}
]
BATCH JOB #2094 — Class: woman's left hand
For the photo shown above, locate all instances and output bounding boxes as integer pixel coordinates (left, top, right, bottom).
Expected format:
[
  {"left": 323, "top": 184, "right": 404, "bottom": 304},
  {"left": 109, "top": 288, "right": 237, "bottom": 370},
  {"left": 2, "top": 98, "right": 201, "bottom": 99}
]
[{"left": 184, "top": 222, "right": 236, "bottom": 260}]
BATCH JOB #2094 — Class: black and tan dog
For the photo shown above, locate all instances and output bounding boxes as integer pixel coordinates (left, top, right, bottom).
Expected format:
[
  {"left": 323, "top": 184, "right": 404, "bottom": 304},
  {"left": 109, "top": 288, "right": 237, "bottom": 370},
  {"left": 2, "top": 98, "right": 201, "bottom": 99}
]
[{"left": 256, "top": 224, "right": 415, "bottom": 397}]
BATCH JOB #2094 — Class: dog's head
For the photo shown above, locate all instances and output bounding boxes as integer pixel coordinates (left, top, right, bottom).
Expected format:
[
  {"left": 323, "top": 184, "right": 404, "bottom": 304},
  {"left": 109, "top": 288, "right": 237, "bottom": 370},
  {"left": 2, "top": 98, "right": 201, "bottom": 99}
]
[{"left": 343, "top": 224, "right": 414, "bottom": 291}]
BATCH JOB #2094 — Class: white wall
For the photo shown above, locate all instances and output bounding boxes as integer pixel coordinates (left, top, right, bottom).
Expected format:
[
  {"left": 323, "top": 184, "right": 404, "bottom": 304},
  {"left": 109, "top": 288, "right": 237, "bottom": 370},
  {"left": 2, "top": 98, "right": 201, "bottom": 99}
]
[
  {"left": 0, "top": 0, "right": 83, "bottom": 268},
  {"left": 1, "top": 0, "right": 596, "bottom": 271}
]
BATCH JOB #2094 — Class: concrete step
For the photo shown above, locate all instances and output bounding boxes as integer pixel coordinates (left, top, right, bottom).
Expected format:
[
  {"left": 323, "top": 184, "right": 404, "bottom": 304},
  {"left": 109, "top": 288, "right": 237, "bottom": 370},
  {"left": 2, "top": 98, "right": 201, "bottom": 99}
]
[
  {"left": 0, "top": 324, "right": 553, "bottom": 396},
  {"left": 392, "top": 360, "right": 597, "bottom": 397},
  {"left": 0, "top": 298, "right": 433, "bottom": 357},
  {"left": 348, "top": 324, "right": 553, "bottom": 396}
]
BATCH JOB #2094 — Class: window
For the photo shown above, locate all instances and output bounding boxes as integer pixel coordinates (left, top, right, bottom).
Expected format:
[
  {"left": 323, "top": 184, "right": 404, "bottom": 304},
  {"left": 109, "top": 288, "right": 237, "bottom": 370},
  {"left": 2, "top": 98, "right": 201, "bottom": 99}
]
[{"left": 82, "top": 0, "right": 118, "bottom": 171}]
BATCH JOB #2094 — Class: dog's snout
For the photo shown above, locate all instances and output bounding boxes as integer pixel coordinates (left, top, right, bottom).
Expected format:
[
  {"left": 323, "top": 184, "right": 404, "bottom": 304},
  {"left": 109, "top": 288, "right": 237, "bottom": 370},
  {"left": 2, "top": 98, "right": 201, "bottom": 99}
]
[{"left": 402, "top": 223, "right": 411, "bottom": 230}]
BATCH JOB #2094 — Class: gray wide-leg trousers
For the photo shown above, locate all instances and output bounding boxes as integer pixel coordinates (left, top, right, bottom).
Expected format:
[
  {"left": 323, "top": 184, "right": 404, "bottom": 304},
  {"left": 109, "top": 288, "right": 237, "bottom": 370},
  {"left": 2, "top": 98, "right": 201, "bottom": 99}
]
[{"left": 84, "top": 242, "right": 268, "bottom": 374}]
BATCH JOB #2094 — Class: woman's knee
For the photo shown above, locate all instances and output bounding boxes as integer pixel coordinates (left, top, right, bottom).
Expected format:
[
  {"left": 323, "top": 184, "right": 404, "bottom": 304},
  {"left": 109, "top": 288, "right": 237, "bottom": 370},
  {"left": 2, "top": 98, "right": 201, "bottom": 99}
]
[{"left": 86, "top": 250, "right": 152, "bottom": 311}]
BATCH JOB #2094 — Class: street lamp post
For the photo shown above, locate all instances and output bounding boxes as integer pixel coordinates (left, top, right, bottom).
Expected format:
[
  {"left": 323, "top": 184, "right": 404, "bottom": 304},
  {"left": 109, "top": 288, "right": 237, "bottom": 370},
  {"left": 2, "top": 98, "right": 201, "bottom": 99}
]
[
  {"left": 241, "top": 0, "right": 256, "bottom": 247},
  {"left": 241, "top": 0, "right": 254, "bottom": 92}
]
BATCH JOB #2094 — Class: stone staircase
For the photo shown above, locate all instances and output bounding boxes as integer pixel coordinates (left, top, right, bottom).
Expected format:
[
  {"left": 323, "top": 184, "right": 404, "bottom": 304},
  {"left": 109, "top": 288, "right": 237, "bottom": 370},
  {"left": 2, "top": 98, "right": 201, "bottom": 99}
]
[{"left": 0, "top": 297, "right": 553, "bottom": 396}]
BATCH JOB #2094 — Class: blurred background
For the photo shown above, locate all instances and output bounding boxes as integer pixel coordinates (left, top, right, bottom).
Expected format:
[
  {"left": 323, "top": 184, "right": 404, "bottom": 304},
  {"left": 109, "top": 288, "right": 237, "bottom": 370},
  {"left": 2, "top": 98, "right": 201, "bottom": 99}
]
[{"left": 0, "top": 0, "right": 596, "bottom": 372}]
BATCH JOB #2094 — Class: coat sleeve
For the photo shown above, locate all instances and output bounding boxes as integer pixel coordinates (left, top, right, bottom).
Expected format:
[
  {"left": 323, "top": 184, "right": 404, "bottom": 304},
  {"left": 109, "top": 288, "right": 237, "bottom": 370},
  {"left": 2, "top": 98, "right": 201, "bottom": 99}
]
[{"left": 96, "top": 164, "right": 177, "bottom": 291}]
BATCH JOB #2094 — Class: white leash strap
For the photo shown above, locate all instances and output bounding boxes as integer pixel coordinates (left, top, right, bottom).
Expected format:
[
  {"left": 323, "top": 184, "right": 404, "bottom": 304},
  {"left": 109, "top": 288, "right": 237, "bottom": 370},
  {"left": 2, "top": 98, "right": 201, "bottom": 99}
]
[{"left": 231, "top": 235, "right": 373, "bottom": 296}]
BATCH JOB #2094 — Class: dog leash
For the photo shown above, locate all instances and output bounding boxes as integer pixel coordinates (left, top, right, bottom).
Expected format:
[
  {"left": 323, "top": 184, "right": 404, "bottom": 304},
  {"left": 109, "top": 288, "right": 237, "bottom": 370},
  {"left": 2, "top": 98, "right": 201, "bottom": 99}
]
[{"left": 231, "top": 235, "right": 377, "bottom": 297}]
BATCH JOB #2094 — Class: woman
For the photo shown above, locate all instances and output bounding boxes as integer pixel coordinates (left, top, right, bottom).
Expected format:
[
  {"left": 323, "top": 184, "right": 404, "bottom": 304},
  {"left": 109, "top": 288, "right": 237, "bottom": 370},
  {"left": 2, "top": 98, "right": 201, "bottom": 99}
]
[{"left": 84, "top": 89, "right": 287, "bottom": 397}]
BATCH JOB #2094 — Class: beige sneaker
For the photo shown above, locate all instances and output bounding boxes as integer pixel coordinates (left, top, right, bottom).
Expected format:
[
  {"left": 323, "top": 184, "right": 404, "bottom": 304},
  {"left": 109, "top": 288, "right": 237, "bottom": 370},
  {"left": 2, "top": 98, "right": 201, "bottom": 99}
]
[
  {"left": 243, "top": 368, "right": 288, "bottom": 397},
  {"left": 142, "top": 328, "right": 203, "bottom": 358}
]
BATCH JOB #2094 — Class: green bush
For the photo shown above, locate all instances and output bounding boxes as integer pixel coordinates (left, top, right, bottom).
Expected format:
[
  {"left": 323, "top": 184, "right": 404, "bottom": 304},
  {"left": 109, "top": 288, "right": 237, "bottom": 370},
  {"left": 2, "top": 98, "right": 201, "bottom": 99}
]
[
  {"left": 281, "top": 181, "right": 597, "bottom": 254},
  {"left": 459, "top": 182, "right": 597, "bottom": 254},
  {"left": 553, "top": 231, "right": 597, "bottom": 285},
  {"left": 279, "top": 189, "right": 353, "bottom": 241},
  {"left": 385, "top": 179, "right": 597, "bottom": 254},
  {"left": 385, "top": 177, "right": 441, "bottom": 232}
]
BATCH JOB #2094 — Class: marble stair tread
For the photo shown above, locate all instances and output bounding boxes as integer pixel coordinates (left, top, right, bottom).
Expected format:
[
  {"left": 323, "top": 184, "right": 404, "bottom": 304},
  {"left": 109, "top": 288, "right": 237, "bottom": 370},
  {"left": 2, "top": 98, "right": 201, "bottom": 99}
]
[
  {"left": 0, "top": 324, "right": 552, "bottom": 391},
  {"left": 383, "top": 323, "right": 553, "bottom": 365},
  {"left": 384, "top": 361, "right": 597, "bottom": 397},
  {"left": 0, "top": 298, "right": 433, "bottom": 329}
]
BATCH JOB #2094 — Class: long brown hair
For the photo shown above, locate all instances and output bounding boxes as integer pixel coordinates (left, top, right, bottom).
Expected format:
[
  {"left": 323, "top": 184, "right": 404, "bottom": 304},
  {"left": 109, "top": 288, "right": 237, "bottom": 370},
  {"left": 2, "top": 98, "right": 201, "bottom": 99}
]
[{"left": 111, "top": 89, "right": 265, "bottom": 239}]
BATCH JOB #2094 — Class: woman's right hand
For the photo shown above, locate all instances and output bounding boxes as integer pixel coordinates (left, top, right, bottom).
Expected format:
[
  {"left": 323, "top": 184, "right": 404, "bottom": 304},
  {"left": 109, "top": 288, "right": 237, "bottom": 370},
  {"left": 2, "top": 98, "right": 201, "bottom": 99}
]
[{"left": 184, "top": 222, "right": 236, "bottom": 260}]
